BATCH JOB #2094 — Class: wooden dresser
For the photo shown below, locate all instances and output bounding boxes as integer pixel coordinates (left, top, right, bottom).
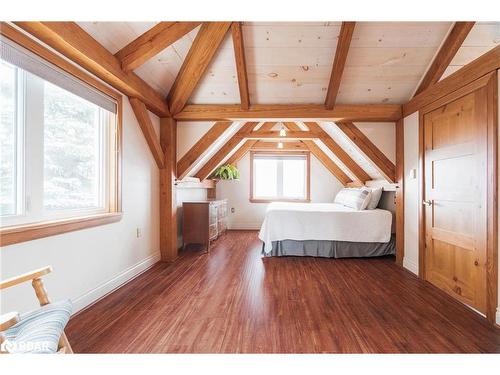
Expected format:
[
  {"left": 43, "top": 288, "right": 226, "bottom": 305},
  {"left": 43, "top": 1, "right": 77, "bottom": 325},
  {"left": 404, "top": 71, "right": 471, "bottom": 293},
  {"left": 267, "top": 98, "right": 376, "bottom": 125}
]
[{"left": 182, "top": 199, "right": 228, "bottom": 252}]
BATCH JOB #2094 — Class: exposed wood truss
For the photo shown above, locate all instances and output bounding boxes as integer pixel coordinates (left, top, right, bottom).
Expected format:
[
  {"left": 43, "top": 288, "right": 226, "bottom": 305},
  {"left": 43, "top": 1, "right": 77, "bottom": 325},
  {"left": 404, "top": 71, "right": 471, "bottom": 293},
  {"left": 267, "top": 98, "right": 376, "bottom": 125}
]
[
  {"left": 194, "top": 122, "right": 258, "bottom": 180},
  {"left": 194, "top": 120, "right": 364, "bottom": 187},
  {"left": 305, "top": 122, "right": 371, "bottom": 184},
  {"left": 283, "top": 122, "right": 352, "bottom": 186},
  {"left": 224, "top": 123, "right": 276, "bottom": 166},
  {"left": 413, "top": 22, "right": 475, "bottom": 97},
  {"left": 239, "top": 130, "right": 321, "bottom": 140},
  {"left": 168, "top": 22, "right": 232, "bottom": 115},
  {"left": 335, "top": 122, "right": 396, "bottom": 182},
  {"left": 231, "top": 22, "right": 250, "bottom": 110},
  {"left": 129, "top": 98, "right": 165, "bottom": 169},
  {"left": 175, "top": 104, "right": 402, "bottom": 122},
  {"left": 250, "top": 141, "right": 307, "bottom": 151},
  {"left": 115, "top": 22, "right": 201, "bottom": 72},
  {"left": 404, "top": 45, "right": 500, "bottom": 116},
  {"left": 13, "top": 22, "right": 171, "bottom": 117},
  {"left": 176, "top": 121, "right": 233, "bottom": 179},
  {"left": 325, "top": 22, "right": 356, "bottom": 110}
]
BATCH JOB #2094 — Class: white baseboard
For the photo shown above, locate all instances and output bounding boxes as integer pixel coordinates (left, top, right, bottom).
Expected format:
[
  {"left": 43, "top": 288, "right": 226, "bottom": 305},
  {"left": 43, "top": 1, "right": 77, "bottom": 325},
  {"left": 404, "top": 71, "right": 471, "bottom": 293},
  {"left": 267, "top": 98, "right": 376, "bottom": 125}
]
[
  {"left": 403, "top": 257, "right": 418, "bottom": 275},
  {"left": 72, "top": 252, "right": 161, "bottom": 314},
  {"left": 228, "top": 221, "right": 262, "bottom": 230},
  {"left": 496, "top": 307, "right": 500, "bottom": 326}
]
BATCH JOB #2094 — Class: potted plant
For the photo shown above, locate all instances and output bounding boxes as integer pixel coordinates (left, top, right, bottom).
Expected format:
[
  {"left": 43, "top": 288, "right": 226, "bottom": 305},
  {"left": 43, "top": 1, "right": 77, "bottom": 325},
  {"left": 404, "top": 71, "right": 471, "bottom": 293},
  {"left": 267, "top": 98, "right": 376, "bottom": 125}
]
[{"left": 212, "top": 164, "right": 240, "bottom": 180}]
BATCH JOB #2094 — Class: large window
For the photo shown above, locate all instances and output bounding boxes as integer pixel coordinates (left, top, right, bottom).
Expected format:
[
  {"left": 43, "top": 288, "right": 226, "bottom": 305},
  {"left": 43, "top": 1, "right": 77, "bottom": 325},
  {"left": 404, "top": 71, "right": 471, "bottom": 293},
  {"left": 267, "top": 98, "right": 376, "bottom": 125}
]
[
  {"left": 0, "top": 38, "right": 120, "bottom": 232},
  {"left": 250, "top": 152, "right": 310, "bottom": 202}
]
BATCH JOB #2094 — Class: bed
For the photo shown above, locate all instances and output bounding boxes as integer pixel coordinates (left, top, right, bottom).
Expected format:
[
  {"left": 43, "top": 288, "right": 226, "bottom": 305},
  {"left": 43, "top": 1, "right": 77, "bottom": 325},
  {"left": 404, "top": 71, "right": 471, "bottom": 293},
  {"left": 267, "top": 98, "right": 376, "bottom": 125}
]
[{"left": 259, "top": 202, "right": 394, "bottom": 258}]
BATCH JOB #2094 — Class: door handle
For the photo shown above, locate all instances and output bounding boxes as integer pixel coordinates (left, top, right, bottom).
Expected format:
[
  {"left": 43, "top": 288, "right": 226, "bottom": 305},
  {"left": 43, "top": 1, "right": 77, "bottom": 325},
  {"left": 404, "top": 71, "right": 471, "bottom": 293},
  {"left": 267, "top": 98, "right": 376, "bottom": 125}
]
[{"left": 422, "top": 200, "right": 433, "bottom": 206}]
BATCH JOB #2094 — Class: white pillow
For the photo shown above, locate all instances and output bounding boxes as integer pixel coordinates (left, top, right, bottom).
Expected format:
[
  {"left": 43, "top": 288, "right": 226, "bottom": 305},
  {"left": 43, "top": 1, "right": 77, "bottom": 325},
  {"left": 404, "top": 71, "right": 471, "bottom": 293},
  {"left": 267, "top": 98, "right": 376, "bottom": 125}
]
[
  {"left": 366, "top": 187, "right": 383, "bottom": 210},
  {"left": 334, "top": 187, "right": 372, "bottom": 210}
]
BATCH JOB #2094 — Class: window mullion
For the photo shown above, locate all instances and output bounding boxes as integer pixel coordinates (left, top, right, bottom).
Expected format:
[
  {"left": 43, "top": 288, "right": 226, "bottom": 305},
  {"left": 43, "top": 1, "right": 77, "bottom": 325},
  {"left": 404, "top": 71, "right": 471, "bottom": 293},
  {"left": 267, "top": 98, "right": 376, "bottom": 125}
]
[{"left": 24, "top": 73, "right": 45, "bottom": 220}]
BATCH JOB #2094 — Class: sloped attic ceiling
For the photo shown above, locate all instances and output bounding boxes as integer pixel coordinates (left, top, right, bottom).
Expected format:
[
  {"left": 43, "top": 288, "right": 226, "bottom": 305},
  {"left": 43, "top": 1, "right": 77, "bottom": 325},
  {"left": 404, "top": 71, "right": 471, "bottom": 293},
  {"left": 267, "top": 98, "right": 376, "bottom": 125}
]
[
  {"left": 75, "top": 21, "right": 498, "bottom": 184},
  {"left": 76, "top": 21, "right": 499, "bottom": 106}
]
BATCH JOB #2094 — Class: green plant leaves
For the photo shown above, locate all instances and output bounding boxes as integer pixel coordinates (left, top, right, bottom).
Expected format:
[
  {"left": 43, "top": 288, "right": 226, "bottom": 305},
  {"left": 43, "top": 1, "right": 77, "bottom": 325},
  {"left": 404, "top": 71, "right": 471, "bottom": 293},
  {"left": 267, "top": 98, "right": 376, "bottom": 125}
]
[{"left": 212, "top": 164, "right": 240, "bottom": 180}]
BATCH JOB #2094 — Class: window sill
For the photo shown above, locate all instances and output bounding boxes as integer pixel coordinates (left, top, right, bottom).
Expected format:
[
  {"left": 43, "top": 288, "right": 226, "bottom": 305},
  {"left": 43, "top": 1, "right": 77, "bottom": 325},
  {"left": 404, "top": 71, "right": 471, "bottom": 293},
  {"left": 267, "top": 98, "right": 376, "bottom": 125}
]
[
  {"left": 0, "top": 212, "right": 122, "bottom": 247},
  {"left": 249, "top": 198, "right": 311, "bottom": 204}
]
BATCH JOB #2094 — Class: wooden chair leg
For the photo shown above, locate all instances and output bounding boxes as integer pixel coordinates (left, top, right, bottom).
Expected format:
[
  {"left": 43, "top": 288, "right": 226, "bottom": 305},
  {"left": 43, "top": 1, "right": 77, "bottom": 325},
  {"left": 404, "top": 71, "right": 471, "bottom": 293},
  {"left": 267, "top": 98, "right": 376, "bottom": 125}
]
[
  {"left": 58, "top": 332, "right": 73, "bottom": 354},
  {"left": 32, "top": 277, "right": 74, "bottom": 353},
  {"left": 32, "top": 277, "right": 50, "bottom": 306}
]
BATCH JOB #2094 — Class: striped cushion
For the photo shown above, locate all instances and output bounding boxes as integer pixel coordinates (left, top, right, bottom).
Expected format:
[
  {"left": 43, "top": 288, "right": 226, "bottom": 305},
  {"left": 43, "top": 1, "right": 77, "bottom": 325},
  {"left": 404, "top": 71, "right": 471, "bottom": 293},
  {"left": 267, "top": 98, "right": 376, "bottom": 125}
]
[
  {"left": 334, "top": 187, "right": 372, "bottom": 210},
  {"left": 1, "top": 299, "right": 72, "bottom": 353}
]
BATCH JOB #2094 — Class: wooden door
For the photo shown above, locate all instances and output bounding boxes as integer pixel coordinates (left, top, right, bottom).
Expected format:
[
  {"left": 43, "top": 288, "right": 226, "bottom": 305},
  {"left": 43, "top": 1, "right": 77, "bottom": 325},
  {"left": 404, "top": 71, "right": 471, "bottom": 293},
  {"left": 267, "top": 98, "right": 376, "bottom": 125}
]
[{"left": 423, "top": 87, "right": 488, "bottom": 314}]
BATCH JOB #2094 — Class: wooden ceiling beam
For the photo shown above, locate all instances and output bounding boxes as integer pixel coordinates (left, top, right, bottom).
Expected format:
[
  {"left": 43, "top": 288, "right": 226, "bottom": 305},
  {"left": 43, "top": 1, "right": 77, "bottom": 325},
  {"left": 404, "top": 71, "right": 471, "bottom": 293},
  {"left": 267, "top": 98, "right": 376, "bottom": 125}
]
[
  {"left": 250, "top": 141, "right": 308, "bottom": 151},
  {"left": 194, "top": 122, "right": 258, "bottom": 180},
  {"left": 14, "top": 22, "right": 171, "bottom": 117},
  {"left": 231, "top": 22, "right": 250, "bottom": 110},
  {"left": 224, "top": 123, "right": 276, "bottom": 166},
  {"left": 130, "top": 98, "right": 165, "bottom": 169},
  {"left": 404, "top": 44, "right": 500, "bottom": 116},
  {"left": 335, "top": 122, "right": 396, "bottom": 182},
  {"left": 240, "top": 130, "right": 321, "bottom": 140},
  {"left": 283, "top": 122, "right": 352, "bottom": 186},
  {"left": 413, "top": 22, "right": 475, "bottom": 97},
  {"left": 115, "top": 22, "right": 201, "bottom": 72},
  {"left": 325, "top": 22, "right": 356, "bottom": 110},
  {"left": 176, "top": 121, "right": 233, "bottom": 179},
  {"left": 305, "top": 122, "right": 371, "bottom": 184},
  {"left": 174, "top": 104, "right": 402, "bottom": 122},
  {"left": 168, "top": 22, "right": 232, "bottom": 115}
]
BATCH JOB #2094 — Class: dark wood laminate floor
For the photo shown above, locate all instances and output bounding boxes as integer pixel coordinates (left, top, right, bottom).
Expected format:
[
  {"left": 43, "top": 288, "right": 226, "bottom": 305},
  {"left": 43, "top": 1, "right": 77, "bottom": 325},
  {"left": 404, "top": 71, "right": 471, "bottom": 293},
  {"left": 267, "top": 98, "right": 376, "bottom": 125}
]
[{"left": 66, "top": 230, "right": 500, "bottom": 353}]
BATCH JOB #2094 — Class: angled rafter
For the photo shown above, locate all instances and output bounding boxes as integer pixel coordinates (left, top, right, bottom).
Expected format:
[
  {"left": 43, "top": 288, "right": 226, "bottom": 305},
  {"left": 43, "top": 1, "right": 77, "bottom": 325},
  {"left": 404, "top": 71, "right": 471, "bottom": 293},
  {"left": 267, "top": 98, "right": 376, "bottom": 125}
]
[
  {"left": 176, "top": 121, "right": 233, "bottom": 179},
  {"left": 404, "top": 44, "right": 500, "bottom": 116},
  {"left": 231, "top": 22, "right": 250, "bottom": 110},
  {"left": 174, "top": 104, "right": 402, "bottom": 122},
  {"left": 284, "top": 123, "right": 352, "bottom": 186},
  {"left": 14, "top": 22, "right": 171, "bottom": 117},
  {"left": 413, "top": 22, "right": 475, "bottom": 97},
  {"left": 305, "top": 122, "right": 371, "bottom": 184},
  {"left": 168, "top": 22, "right": 232, "bottom": 115},
  {"left": 115, "top": 22, "right": 201, "bottom": 72},
  {"left": 325, "top": 22, "right": 356, "bottom": 109},
  {"left": 195, "top": 122, "right": 258, "bottom": 180},
  {"left": 335, "top": 122, "right": 395, "bottom": 182},
  {"left": 130, "top": 98, "right": 165, "bottom": 169},
  {"left": 224, "top": 122, "right": 276, "bottom": 166}
]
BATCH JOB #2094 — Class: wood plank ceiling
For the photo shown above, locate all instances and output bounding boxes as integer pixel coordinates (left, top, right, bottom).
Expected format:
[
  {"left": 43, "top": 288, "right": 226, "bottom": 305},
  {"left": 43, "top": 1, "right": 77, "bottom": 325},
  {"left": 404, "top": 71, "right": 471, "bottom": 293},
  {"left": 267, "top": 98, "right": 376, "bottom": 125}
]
[{"left": 75, "top": 21, "right": 499, "bottom": 183}]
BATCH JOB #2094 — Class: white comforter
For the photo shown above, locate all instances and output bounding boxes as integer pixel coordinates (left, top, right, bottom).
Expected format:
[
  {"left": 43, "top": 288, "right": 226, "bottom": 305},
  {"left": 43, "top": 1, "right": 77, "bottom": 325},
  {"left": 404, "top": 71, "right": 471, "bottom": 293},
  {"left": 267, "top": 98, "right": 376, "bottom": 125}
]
[{"left": 259, "top": 202, "right": 392, "bottom": 253}]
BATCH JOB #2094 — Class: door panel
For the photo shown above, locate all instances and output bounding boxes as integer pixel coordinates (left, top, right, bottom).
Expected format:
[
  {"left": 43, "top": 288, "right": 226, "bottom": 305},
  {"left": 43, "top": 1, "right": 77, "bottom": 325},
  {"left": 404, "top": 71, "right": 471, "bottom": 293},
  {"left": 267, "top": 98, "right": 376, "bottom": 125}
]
[{"left": 423, "top": 89, "right": 487, "bottom": 314}]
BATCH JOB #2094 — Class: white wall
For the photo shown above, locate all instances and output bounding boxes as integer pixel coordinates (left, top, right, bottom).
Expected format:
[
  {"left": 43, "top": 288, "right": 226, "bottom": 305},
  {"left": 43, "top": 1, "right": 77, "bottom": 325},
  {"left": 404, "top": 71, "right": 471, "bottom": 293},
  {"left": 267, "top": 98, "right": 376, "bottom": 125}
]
[
  {"left": 403, "top": 112, "right": 420, "bottom": 275},
  {"left": 216, "top": 153, "right": 345, "bottom": 229},
  {"left": 0, "top": 97, "right": 161, "bottom": 315}
]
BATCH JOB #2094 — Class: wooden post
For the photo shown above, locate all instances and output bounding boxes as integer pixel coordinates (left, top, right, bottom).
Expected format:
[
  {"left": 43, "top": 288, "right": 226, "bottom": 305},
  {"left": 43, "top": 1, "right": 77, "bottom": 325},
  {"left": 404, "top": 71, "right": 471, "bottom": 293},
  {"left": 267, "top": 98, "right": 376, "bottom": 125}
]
[
  {"left": 160, "top": 117, "right": 178, "bottom": 261},
  {"left": 395, "top": 118, "right": 405, "bottom": 266}
]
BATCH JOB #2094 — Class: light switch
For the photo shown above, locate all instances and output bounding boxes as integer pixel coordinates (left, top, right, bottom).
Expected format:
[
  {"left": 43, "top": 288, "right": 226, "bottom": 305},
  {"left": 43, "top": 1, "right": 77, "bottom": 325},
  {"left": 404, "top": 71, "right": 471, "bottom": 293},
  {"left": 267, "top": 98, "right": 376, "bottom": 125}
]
[{"left": 409, "top": 168, "right": 417, "bottom": 180}]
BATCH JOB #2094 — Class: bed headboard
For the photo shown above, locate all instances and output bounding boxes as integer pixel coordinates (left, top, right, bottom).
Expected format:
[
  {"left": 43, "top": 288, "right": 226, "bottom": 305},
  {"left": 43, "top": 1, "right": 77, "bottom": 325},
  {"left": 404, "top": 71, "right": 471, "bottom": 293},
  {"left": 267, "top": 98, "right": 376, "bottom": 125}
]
[{"left": 378, "top": 191, "right": 396, "bottom": 233}]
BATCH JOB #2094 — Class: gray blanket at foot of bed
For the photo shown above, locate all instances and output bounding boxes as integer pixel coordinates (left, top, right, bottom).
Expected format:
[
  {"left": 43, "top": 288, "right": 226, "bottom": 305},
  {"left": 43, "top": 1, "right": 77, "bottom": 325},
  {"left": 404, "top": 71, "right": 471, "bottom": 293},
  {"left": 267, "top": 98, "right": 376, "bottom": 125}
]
[{"left": 262, "top": 235, "right": 395, "bottom": 258}]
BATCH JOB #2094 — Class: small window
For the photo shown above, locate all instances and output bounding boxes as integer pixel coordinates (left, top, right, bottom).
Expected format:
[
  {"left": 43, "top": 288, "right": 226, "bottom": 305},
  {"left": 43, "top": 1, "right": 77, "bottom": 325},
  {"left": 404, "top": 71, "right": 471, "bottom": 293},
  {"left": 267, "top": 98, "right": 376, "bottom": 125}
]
[
  {"left": 250, "top": 152, "right": 310, "bottom": 202},
  {"left": 0, "top": 38, "right": 120, "bottom": 228}
]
